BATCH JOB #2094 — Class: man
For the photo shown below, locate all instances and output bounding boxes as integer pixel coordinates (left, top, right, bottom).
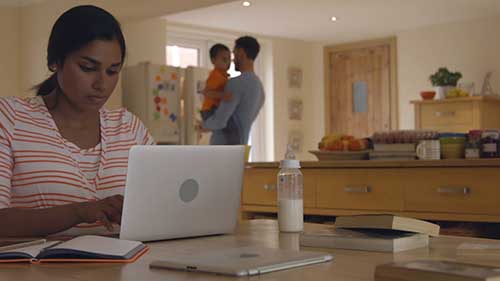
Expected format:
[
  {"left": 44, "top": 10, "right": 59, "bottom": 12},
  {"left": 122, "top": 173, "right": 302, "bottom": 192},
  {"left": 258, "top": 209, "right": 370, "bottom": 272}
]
[{"left": 203, "top": 36, "right": 265, "bottom": 145}]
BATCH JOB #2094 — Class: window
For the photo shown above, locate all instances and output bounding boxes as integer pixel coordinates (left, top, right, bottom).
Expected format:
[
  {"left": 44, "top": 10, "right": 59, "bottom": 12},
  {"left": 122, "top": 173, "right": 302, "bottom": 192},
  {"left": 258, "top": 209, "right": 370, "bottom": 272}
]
[
  {"left": 228, "top": 53, "right": 241, "bottom": 78},
  {"left": 166, "top": 45, "right": 199, "bottom": 68}
]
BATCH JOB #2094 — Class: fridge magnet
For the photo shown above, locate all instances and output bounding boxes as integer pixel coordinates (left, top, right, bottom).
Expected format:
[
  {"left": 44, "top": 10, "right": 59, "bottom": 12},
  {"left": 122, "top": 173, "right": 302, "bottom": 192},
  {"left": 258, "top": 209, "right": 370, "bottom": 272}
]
[
  {"left": 154, "top": 96, "right": 161, "bottom": 104},
  {"left": 288, "top": 130, "right": 304, "bottom": 153},
  {"left": 288, "top": 67, "right": 302, "bottom": 89},
  {"left": 149, "top": 68, "right": 179, "bottom": 124},
  {"left": 153, "top": 111, "right": 160, "bottom": 120},
  {"left": 169, "top": 113, "right": 177, "bottom": 122},
  {"left": 288, "top": 98, "right": 303, "bottom": 120}
]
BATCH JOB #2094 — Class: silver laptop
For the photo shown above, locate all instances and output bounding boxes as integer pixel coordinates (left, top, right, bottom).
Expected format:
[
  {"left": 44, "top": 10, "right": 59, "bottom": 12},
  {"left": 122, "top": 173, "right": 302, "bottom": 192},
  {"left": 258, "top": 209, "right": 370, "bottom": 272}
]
[
  {"left": 120, "top": 145, "right": 245, "bottom": 242},
  {"left": 150, "top": 246, "right": 333, "bottom": 276}
]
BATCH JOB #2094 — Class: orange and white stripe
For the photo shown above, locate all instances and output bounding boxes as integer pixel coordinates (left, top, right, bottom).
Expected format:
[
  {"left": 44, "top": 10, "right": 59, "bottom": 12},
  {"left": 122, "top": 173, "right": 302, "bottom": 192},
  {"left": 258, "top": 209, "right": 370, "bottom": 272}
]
[{"left": 0, "top": 96, "right": 154, "bottom": 235}]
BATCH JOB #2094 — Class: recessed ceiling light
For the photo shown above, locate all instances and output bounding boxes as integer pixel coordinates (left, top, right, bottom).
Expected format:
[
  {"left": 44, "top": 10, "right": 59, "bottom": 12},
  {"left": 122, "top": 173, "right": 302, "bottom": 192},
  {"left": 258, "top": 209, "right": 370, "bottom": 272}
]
[
  {"left": 330, "top": 16, "right": 338, "bottom": 22},
  {"left": 242, "top": 1, "right": 251, "bottom": 7}
]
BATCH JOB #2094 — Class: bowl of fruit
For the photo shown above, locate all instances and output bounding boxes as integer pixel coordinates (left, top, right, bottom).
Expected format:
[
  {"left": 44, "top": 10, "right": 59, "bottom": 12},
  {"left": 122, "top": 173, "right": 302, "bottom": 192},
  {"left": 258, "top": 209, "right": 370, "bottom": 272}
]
[
  {"left": 310, "top": 134, "right": 370, "bottom": 160},
  {"left": 446, "top": 88, "right": 469, "bottom": 98}
]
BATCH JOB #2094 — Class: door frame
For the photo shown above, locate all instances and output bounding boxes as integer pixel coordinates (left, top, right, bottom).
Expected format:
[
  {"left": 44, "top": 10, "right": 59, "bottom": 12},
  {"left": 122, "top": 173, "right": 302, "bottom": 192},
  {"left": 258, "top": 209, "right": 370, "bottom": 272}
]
[{"left": 323, "top": 37, "right": 399, "bottom": 134}]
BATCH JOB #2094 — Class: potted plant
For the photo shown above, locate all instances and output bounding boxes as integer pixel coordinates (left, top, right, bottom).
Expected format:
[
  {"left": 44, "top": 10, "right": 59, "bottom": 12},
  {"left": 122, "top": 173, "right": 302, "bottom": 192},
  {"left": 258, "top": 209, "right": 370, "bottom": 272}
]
[{"left": 429, "top": 67, "right": 462, "bottom": 99}]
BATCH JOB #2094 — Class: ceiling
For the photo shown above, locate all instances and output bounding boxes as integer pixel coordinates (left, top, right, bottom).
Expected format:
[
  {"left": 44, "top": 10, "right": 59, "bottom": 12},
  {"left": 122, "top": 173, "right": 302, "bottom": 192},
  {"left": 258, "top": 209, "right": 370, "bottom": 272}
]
[
  {"left": 165, "top": 0, "right": 500, "bottom": 43},
  {"left": 0, "top": 0, "right": 235, "bottom": 22}
]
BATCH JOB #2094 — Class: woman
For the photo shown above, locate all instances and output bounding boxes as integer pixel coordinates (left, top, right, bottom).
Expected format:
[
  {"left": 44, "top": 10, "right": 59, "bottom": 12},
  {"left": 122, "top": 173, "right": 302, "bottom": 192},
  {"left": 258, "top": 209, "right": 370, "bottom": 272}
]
[{"left": 0, "top": 5, "right": 154, "bottom": 237}]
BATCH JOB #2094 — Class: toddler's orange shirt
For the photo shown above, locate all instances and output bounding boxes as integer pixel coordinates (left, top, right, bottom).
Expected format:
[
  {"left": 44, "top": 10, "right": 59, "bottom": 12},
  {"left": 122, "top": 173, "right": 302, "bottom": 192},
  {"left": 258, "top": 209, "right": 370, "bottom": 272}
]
[{"left": 202, "top": 68, "right": 228, "bottom": 111}]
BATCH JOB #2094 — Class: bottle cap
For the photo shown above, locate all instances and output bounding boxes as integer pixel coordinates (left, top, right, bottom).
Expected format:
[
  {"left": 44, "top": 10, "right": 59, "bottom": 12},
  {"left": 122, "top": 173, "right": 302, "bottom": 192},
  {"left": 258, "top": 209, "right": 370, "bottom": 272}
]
[
  {"left": 280, "top": 144, "right": 300, "bottom": 169},
  {"left": 280, "top": 159, "right": 300, "bottom": 169}
]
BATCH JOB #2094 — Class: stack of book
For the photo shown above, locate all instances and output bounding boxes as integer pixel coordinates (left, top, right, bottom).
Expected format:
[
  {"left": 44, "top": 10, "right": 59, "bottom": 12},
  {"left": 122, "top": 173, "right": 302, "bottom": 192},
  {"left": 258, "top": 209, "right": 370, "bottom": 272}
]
[
  {"left": 370, "top": 143, "right": 417, "bottom": 160},
  {"left": 299, "top": 215, "right": 439, "bottom": 253}
]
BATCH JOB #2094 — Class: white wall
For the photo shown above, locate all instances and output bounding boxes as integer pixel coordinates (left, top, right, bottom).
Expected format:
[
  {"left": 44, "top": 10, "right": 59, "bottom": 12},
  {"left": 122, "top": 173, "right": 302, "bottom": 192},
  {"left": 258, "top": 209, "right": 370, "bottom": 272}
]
[
  {"left": 0, "top": 7, "right": 20, "bottom": 97},
  {"left": 311, "top": 43, "right": 325, "bottom": 153},
  {"left": 123, "top": 18, "right": 167, "bottom": 66},
  {"left": 397, "top": 16, "right": 500, "bottom": 129},
  {"left": 272, "top": 38, "right": 321, "bottom": 161},
  {"left": 19, "top": 1, "right": 74, "bottom": 97}
]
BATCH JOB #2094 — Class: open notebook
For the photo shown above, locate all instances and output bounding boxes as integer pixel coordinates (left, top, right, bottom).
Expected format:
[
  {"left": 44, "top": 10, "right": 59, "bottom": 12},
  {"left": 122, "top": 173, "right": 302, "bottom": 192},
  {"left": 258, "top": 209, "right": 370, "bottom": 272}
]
[{"left": 0, "top": 235, "right": 148, "bottom": 263}]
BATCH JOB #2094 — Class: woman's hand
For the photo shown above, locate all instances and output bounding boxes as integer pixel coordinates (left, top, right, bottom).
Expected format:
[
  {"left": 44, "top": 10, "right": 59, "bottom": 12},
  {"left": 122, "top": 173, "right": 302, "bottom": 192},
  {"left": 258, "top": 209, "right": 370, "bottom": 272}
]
[{"left": 74, "top": 195, "right": 124, "bottom": 231}]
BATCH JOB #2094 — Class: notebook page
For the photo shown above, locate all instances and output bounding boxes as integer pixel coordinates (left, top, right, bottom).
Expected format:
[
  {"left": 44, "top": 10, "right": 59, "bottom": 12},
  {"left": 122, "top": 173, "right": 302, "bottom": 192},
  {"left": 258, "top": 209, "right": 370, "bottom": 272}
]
[
  {"left": 50, "top": 235, "right": 142, "bottom": 257},
  {"left": 0, "top": 241, "right": 59, "bottom": 258}
]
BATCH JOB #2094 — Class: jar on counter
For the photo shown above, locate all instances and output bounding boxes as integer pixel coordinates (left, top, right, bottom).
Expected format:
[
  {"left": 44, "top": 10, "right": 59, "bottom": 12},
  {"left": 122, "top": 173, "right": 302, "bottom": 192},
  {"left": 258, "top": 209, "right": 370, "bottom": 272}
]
[
  {"left": 481, "top": 130, "right": 500, "bottom": 158},
  {"left": 465, "top": 130, "right": 482, "bottom": 159},
  {"left": 439, "top": 133, "right": 466, "bottom": 159}
]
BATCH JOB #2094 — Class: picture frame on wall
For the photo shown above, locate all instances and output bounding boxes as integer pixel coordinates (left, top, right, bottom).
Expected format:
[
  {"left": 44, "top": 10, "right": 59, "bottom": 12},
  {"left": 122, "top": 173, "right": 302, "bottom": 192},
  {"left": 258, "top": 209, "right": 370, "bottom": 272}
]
[
  {"left": 288, "top": 67, "right": 303, "bottom": 89},
  {"left": 288, "top": 130, "right": 304, "bottom": 153},
  {"left": 288, "top": 98, "right": 303, "bottom": 120}
]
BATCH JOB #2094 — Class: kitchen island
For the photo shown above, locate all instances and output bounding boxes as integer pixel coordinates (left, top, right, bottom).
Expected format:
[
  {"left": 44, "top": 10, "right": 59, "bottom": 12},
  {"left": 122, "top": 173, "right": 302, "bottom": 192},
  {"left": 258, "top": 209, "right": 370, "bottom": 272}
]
[{"left": 242, "top": 159, "right": 500, "bottom": 223}]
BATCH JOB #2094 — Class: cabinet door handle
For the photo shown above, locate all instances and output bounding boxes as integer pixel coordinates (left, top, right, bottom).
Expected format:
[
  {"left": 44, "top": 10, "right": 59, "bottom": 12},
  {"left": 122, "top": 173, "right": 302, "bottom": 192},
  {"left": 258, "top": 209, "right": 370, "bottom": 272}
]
[
  {"left": 435, "top": 111, "right": 456, "bottom": 117},
  {"left": 437, "top": 187, "right": 470, "bottom": 195},
  {"left": 344, "top": 186, "right": 372, "bottom": 193},
  {"left": 263, "top": 184, "right": 276, "bottom": 191}
]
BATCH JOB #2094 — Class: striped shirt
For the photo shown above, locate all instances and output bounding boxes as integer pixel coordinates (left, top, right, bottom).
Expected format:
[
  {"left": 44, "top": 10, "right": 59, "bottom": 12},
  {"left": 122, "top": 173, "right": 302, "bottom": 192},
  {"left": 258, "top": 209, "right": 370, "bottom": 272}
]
[{"left": 0, "top": 96, "right": 154, "bottom": 235}]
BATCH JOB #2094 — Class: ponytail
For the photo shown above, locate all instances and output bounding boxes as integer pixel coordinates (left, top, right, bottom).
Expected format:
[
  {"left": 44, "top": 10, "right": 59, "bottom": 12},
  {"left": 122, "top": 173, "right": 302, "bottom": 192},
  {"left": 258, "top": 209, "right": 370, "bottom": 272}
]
[{"left": 34, "top": 73, "right": 58, "bottom": 96}]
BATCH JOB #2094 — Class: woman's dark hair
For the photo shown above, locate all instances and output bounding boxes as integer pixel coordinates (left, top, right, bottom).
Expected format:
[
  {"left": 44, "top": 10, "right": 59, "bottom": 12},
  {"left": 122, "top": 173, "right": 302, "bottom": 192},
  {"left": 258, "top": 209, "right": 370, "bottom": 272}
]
[
  {"left": 209, "top": 43, "right": 230, "bottom": 60},
  {"left": 35, "top": 5, "right": 126, "bottom": 96},
  {"left": 235, "top": 36, "right": 260, "bottom": 60}
]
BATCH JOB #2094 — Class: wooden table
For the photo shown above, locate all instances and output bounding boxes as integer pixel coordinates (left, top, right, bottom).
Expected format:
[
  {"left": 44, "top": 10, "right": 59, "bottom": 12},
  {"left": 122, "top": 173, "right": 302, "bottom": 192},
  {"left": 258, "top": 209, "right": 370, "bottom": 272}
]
[{"left": 1, "top": 220, "right": 500, "bottom": 281}]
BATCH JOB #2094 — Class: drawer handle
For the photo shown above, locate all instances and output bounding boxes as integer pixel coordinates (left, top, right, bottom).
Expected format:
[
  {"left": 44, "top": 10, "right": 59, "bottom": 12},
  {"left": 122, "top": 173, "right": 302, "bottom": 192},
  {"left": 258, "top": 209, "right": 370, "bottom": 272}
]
[
  {"left": 435, "top": 111, "right": 456, "bottom": 117},
  {"left": 263, "top": 184, "right": 276, "bottom": 191},
  {"left": 344, "top": 186, "right": 372, "bottom": 193},
  {"left": 437, "top": 187, "right": 470, "bottom": 195}
]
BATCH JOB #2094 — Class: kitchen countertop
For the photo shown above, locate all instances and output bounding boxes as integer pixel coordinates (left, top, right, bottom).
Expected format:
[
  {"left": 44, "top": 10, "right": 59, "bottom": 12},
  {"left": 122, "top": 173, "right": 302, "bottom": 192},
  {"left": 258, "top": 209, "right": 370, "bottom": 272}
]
[{"left": 411, "top": 95, "right": 500, "bottom": 104}]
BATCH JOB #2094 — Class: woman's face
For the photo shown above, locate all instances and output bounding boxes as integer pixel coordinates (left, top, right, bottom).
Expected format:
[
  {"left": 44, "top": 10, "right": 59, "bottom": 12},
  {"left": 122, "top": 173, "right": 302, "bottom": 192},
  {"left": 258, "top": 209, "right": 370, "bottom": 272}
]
[{"left": 56, "top": 39, "right": 123, "bottom": 111}]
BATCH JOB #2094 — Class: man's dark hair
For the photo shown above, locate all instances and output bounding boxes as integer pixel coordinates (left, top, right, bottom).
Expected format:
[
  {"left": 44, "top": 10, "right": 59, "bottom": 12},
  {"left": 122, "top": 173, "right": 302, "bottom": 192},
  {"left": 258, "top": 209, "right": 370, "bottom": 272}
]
[
  {"left": 235, "top": 36, "right": 260, "bottom": 60},
  {"left": 209, "top": 43, "right": 230, "bottom": 60}
]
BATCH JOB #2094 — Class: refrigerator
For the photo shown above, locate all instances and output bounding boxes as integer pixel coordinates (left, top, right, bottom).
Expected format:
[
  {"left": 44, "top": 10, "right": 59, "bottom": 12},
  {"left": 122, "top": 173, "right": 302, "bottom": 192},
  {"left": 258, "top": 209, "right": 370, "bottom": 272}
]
[
  {"left": 182, "top": 66, "right": 211, "bottom": 145},
  {"left": 122, "top": 62, "right": 211, "bottom": 145}
]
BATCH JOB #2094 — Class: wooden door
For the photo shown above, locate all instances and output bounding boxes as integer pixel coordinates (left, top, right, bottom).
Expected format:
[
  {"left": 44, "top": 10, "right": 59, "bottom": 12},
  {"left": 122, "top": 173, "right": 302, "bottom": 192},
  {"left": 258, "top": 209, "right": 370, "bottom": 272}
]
[{"left": 326, "top": 41, "right": 394, "bottom": 138}]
